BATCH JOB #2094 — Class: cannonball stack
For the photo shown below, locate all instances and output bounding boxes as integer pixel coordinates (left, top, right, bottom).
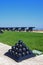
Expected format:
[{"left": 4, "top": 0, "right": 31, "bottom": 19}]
[{"left": 8, "top": 40, "right": 35, "bottom": 62}]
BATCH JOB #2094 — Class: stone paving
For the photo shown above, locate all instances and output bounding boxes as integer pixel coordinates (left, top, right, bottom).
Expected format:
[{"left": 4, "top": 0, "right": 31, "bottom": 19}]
[{"left": 0, "top": 43, "right": 43, "bottom": 65}]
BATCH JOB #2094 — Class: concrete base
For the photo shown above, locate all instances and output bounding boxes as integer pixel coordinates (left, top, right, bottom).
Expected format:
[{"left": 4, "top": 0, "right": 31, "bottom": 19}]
[{"left": 0, "top": 43, "right": 43, "bottom": 65}]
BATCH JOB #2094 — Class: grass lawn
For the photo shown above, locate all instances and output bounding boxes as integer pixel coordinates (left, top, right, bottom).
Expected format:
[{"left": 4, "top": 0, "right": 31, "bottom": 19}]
[{"left": 0, "top": 31, "right": 43, "bottom": 52}]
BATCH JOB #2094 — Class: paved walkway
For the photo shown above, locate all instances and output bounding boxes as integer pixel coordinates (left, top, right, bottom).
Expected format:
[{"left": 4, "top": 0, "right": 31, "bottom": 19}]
[{"left": 0, "top": 43, "right": 43, "bottom": 65}]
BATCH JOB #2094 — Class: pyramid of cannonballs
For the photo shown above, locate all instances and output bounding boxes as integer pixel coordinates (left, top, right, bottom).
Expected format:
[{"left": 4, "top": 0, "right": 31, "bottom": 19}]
[{"left": 8, "top": 40, "right": 35, "bottom": 62}]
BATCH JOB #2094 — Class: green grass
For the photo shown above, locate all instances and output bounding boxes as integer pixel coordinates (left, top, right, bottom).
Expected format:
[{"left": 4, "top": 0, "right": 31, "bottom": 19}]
[{"left": 0, "top": 31, "right": 43, "bottom": 52}]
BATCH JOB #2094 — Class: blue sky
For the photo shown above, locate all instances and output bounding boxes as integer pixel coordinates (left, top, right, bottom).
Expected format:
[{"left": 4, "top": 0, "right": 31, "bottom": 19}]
[{"left": 0, "top": 0, "right": 43, "bottom": 28}]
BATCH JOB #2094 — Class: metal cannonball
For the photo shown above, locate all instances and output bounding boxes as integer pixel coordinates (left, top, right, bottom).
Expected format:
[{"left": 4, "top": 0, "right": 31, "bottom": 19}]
[
  {"left": 29, "top": 50, "right": 32, "bottom": 54},
  {"left": 12, "top": 46, "right": 15, "bottom": 50},
  {"left": 22, "top": 52, "right": 26, "bottom": 56},
  {"left": 9, "top": 49, "right": 13, "bottom": 55},
  {"left": 22, "top": 48, "right": 26, "bottom": 52},
  {"left": 18, "top": 40, "right": 23, "bottom": 44},
  {"left": 12, "top": 51, "right": 15, "bottom": 55},
  {"left": 19, "top": 44, "right": 22, "bottom": 47},
  {"left": 26, "top": 51, "right": 29, "bottom": 55},
  {"left": 15, "top": 47, "right": 18, "bottom": 51},
  {"left": 18, "top": 53, "right": 22, "bottom": 57},
  {"left": 19, "top": 48, "right": 22, "bottom": 52},
  {"left": 15, "top": 52, "right": 18, "bottom": 56}
]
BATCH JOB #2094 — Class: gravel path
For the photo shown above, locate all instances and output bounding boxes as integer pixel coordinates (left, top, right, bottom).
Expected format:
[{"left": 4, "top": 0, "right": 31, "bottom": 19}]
[
  {"left": 33, "top": 31, "right": 43, "bottom": 33},
  {"left": 0, "top": 43, "right": 43, "bottom": 65}
]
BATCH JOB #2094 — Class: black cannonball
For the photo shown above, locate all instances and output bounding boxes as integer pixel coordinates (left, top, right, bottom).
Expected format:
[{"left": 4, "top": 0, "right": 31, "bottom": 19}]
[
  {"left": 18, "top": 53, "right": 22, "bottom": 57},
  {"left": 26, "top": 47, "right": 29, "bottom": 51},
  {"left": 16, "top": 43, "right": 19, "bottom": 46},
  {"left": 22, "top": 48, "right": 26, "bottom": 52},
  {"left": 15, "top": 47, "right": 18, "bottom": 51},
  {"left": 12, "top": 51, "right": 15, "bottom": 55},
  {"left": 8, "top": 49, "right": 12, "bottom": 53},
  {"left": 9, "top": 49, "right": 13, "bottom": 55},
  {"left": 15, "top": 52, "right": 18, "bottom": 56},
  {"left": 19, "top": 44, "right": 23, "bottom": 48},
  {"left": 15, "top": 52, "right": 18, "bottom": 55},
  {"left": 12, "top": 46, "right": 15, "bottom": 50},
  {"left": 19, "top": 48, "right": 22, "bottom": 52},
  {"left": 15, "top": 45, "right": 20, "bottom": 48},
  {"left": 26, "top": 51, "right": 29, "bottom": 55},
  {"left": 29, "top": 50, "right": 32, "bottom": 54},
  {"left": 22, "top": 43, "right": 26, "bottom": 47},
  {"left": 15, "top": 43, "right": 19, "bottom": 46},
  {"left": 18, "top": 40, "right": 23, "bottom": 44},
  {"left": 22, "top": 52, "right": 26, "bottom": 56}
]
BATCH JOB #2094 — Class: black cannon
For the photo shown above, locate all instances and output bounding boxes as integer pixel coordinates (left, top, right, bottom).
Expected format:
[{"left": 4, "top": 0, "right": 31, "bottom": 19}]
[{"left": 0, "top": 30, "right": 4, "bottom": 34}]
